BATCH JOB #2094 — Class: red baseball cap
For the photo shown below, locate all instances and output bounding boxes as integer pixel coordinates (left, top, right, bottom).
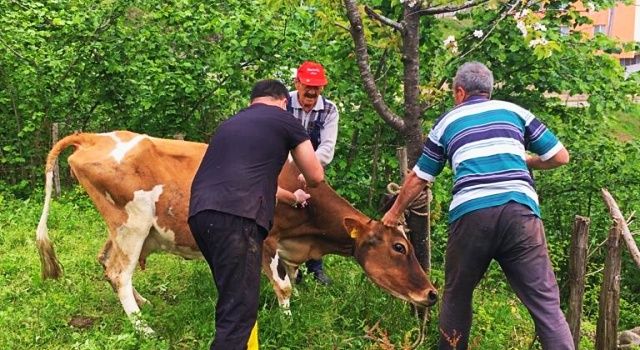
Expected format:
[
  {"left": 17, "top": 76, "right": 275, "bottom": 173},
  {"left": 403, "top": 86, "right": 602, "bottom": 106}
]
[{"left": 296, "top": 61, "right": 328, "bottom": 86}]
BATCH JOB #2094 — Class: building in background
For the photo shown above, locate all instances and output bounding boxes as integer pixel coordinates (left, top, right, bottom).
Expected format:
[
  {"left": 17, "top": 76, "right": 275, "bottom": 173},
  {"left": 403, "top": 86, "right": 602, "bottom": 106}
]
[{"left": 566, "top": 1, "right": 640, "bottom": 76}]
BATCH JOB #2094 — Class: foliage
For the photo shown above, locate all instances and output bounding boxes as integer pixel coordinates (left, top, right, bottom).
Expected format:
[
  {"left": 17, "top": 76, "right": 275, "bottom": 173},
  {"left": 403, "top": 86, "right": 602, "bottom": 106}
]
[{"left": 1, "top": 0, "right": 640, "bottom": 347}]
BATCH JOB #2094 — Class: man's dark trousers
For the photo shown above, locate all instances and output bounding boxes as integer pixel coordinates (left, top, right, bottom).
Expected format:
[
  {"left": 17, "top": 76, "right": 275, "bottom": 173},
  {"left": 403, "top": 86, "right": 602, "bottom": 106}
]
[
  {"left": 189, "top": 210, "right": 267, "bottom": 350},
  {"left": 438, "top": 202, "right": 574, "bottom": 350}
]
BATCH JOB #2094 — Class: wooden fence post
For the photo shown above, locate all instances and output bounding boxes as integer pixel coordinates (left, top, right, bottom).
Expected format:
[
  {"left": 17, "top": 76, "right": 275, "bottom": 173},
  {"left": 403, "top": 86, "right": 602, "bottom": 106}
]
[
  {"left": 595, "top": 224, "right": 622, "bottom": 350},
  {"left": 567, "top": 215, "right": 590, "bottom": 349},
  {"left": 425, "top": 186, "right": 431, "bottom": 272},
  {"left": 51, "top": 123, "right": 61, "bottom": 197},
  {"left": 396, "top": 147, "right": 408, "bottom": 180},
  {"left": 396, "top": 147, "right": 431, "bottom": 272}
]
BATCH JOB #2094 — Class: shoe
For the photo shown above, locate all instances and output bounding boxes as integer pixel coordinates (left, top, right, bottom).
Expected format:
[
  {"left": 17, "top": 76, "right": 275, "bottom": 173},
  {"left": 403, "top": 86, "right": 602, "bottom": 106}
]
[{"left": 312, "top": 270, "right": 332, "bottom": 285}]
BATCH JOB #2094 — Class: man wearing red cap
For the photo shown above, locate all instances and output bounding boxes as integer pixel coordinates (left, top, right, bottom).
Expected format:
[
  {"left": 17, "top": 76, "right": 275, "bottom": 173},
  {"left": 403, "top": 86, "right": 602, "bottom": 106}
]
[{"left": 287, "top": 61, "right": 340, "bottom": 285}]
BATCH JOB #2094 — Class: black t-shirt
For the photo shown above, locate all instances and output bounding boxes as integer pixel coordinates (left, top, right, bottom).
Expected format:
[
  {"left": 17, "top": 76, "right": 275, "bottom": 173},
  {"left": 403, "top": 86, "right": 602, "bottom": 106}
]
[{"left": 189, "top": 103, "right": 310, "bottom": 231}]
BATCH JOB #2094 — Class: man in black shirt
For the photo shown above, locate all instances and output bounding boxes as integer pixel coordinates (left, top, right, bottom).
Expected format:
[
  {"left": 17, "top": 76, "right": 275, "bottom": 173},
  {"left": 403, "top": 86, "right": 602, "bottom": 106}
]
[{"left": 189, "top": 79, "right": 324, "bottom": 350}]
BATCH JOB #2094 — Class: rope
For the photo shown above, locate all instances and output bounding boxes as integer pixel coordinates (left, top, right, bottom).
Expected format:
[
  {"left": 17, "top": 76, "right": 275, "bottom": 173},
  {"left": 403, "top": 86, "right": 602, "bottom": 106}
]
[
  {"left": 409, "top": 305, "right": 430, "bottom": 349},
  {"left": 386, "top": 182, "right": 432, "bottom": 218}
]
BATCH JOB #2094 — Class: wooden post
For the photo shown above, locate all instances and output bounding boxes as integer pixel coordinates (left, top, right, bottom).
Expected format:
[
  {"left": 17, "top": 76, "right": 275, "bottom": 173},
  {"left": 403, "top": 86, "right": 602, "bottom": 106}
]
[
  {"left": 396, "top": 146, "right": 430, "bottom": 272},
  {"left": 51, "top": 123, "right": 61, "bottom": 197},
  {"left": 396, "top": 147, "right": 408, "bottom": 180},
  {"left": 368, "top": 125, "right": 382, "bottom": 207},
  {"left": 425, "top": 186, "right": 431, "bottom": 272},
  {"left": 567, "top": 215, "right": 590, "bottom": 349},
  {"left": 595, "top": 224, "right": 622, "bottom": 350}
]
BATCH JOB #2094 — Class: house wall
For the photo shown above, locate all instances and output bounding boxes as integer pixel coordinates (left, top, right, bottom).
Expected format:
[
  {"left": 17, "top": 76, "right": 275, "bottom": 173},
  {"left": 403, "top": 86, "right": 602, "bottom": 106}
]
[{"left": 575, "top": 2, "right": 638, "bottom": 59}]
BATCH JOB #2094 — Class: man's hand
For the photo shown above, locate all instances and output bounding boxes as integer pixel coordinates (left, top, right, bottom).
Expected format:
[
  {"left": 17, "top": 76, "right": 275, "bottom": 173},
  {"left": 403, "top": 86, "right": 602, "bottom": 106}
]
[
  {"left": 380, "top": 171, "right": 430, "bottom": 227},
  {"left": 381, "top": 210, "right": 402, "bottom": 227},
  {"left": 293, "top": 189, "right": 311, "bottom": 207}
]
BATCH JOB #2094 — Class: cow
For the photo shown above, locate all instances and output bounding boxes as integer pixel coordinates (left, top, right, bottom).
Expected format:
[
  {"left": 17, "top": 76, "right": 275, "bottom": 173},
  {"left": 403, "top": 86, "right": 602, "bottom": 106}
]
[{"left": 36, "top": 131, "right": 437, "bottom": 333}]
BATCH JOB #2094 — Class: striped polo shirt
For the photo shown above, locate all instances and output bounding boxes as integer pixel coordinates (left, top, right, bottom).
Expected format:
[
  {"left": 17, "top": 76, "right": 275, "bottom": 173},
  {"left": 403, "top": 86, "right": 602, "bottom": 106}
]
[{"left": 414, "top": 96, "right": 564, "bottom": 223}]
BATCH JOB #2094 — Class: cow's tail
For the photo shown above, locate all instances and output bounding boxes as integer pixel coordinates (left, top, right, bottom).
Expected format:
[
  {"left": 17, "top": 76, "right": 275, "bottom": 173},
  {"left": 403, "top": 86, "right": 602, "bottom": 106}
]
[{"left": 36, "top": 133, "right": 87, "bottom": 279}]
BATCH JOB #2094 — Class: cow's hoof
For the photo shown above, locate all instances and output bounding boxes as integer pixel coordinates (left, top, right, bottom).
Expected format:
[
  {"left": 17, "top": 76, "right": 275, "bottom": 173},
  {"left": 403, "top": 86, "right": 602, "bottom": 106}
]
[{"left": 129, "top": 314, "right": 156, "bottom": 336}]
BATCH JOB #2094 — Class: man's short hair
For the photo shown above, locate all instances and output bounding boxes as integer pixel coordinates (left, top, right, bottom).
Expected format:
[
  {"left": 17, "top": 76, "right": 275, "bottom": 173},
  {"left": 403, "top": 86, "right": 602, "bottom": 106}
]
[
  {"left": 453, "top": 62, "right": 494, "bottom": 97},
  {"left": 250, "top": 79, "right": 289, "bottom": 102}
]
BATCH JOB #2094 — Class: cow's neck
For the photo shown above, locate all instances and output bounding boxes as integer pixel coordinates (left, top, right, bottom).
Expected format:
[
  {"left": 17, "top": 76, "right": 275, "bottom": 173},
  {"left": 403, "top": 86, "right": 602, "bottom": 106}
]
[{"left": 274, "top": 162, "right": 369, "bottom": 257}]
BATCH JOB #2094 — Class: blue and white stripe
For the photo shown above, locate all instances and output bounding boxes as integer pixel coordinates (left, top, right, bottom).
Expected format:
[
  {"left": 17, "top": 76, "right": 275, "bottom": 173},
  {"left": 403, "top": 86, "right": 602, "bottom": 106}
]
[{"left": 414, "top": 97, "right": 562, "bottom": 222}]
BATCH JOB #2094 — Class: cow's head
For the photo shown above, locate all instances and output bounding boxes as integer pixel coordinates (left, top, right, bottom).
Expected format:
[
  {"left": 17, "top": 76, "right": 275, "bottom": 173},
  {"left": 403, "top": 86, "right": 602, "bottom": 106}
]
[{"left": 344, "top": 217, "right": 438, "bottom": 307}]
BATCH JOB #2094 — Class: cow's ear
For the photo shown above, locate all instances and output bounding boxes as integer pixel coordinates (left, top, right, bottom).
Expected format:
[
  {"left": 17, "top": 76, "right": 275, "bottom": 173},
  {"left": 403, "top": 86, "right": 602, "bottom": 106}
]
[{"left": 344, "top": 217, "right": 367, "bottom": 239}]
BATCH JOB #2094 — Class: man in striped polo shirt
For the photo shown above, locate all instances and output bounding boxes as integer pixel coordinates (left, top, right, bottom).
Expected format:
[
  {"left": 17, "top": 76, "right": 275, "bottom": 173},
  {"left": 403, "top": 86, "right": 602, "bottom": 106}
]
[
  {"left": 288, "top": 61, "right": 340, "bottom": 285},
  {"left": 382, "top": 62, "right": 573, "bottom": 349}
]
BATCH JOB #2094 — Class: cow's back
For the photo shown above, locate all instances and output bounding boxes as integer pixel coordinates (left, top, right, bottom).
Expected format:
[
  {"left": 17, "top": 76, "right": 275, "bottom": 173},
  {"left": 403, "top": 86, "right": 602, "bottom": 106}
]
[{"left": 67, "top": 131, "right": 207, "bottom": 252}]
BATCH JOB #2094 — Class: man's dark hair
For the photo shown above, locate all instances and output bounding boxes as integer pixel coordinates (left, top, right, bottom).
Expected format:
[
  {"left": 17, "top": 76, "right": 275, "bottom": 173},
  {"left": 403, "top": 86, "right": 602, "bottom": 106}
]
[{"left": 250, "top": 79, "right": 289, "bottom": 101}]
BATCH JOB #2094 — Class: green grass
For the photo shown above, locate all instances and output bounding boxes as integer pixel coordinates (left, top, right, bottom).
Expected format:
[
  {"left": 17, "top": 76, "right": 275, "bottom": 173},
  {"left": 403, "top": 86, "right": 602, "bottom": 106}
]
[
  {"left": 1, "top": 193, "right": 593, "bottom": 349},
  {"left": 610, "top": 104, "right": 640, "bottom": 142}
]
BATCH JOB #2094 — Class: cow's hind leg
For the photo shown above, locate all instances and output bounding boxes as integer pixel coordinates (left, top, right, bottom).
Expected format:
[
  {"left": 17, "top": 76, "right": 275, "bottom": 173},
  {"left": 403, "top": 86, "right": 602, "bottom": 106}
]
[
  {"left": 133, "top": 287, "right": 150, "bottom": 307},
  {"left": 99, "top": 222, "right": 154, "bottom": 334},
  {"left": 102, "top": 186, "right": 162, "bottom": 334}
]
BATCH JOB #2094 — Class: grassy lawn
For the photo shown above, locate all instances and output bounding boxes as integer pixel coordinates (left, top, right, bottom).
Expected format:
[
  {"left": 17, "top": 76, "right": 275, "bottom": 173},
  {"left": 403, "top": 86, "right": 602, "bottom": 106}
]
[
  {"left": 0, "top": 193, "right": 591, "bottom": 349},
  {"left": 610, "top": 104, "right": 640, "bottom": 142}
]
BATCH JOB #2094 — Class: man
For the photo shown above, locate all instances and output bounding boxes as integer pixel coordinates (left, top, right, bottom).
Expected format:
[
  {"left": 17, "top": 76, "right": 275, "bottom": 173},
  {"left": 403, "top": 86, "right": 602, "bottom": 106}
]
[
  {"left": 382, "top": 62, "right": 573, "bottom": 349},
  {"left": 287, "top": 61, "right": 339, "bottom": 285},
  {"left": 189, "top": 79, "right": 324, "bottom": 350}
]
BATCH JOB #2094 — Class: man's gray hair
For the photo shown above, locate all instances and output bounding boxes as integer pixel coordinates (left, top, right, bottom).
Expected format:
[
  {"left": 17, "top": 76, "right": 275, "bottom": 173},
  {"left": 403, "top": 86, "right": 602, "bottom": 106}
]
[{"left": 453, "top": 61, "right": 494, "bottom": 97}]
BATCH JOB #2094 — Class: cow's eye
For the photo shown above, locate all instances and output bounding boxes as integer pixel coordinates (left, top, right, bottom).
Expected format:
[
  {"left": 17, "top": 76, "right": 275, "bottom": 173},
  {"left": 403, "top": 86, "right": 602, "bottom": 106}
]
[{"left": 392, "top": 243, "right": 406, "bottom": 254}]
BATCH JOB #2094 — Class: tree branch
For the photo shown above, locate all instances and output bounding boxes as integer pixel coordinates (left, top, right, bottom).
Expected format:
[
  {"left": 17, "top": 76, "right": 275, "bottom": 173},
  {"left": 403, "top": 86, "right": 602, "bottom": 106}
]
[
  {"left": 364, "top": 5, "right": 404, "bottom": 32},
  {"left": 0, "top": 36, "right": 37, "bottom": 67},
  {"left": 343, "top": 0, "right": 404, "bottom": 131},
  {"left": 453, "top": 0, "right": 519, "bottom": 63},
  {"left": 416, "top": 0, "right": 490, "bottom": 15},
  {"left": 421, "top": 0, "right": 519, "bottom": 115},
  {"left": 601, "top": 188, "right": 640, "bottom": 269},
  {"left": 335, "top": 21, "right": 351, "bottom": 32}
]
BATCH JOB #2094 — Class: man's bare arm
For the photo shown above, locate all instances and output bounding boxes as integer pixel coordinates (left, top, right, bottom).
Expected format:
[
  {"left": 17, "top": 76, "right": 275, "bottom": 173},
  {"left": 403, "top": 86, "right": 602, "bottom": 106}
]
[
  {"left": 527, "top": 146, "right": 570, "bottom": 170},
  {"left": 291, "top": 140, "right": 324, "bottom": 187}
]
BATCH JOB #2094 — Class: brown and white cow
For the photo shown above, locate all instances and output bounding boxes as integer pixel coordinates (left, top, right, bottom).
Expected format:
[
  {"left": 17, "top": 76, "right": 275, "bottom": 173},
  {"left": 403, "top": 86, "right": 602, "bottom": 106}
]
[{"left": 36, "top": 131, "right": 437, "bottom": 332}]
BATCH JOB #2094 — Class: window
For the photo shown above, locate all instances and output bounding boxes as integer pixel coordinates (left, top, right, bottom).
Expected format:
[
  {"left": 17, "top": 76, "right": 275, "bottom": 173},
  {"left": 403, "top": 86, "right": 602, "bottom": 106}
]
[
  {"left": 594, "top": 24, "right": 606, "bottom": 35},
  {"left": 619, "top": 55, "right": 640, "bottom": 67},
  {"left": 559, "top": 26, "right": 570, "bottom": 36}
]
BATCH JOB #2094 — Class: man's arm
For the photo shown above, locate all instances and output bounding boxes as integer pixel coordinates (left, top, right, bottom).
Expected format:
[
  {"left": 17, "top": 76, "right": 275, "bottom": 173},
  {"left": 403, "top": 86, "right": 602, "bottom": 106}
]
[
  {"left": 381, "top": 171, "right": 431, "bottom": 227},
  {"left": 526, "top": 146, "right": 570, "bottom": 170},
  {"left": 316, "top": 106, "right": 339, "bottom": 167},
  {"left": 291, "top": 140, "right": 324, "bottom": 187},
  {"left": 276, "top": 187, "right": 311, "bottom": 207}
]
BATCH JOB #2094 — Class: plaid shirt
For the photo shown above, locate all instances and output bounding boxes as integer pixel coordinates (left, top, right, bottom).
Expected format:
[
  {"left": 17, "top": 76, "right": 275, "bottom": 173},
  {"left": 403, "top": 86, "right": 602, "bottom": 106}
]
[{"left": 287, "top": 91, "right": 339, "bottom": 167}]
